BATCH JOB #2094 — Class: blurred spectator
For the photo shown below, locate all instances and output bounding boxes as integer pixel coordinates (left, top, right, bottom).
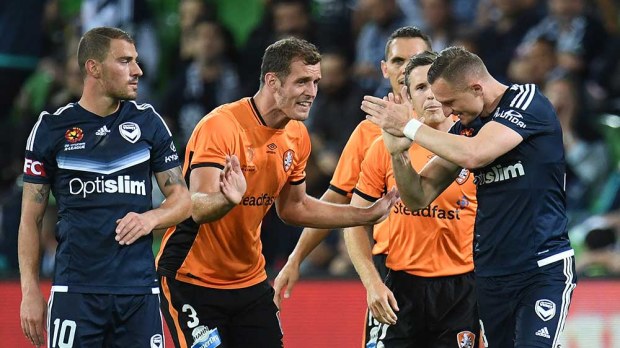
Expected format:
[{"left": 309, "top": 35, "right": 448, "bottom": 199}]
[
  {"left": 508, "top": 36, "right": 563, "bottom": 87},
  {"left": 545, "top": 76, "right": 611, "bottom": 220},
  {"left": 419, "top": 0, "right": 458, "bottom": 51},
  {"left": 312, "top": 0, "right": 356, "bottom": 60},
  {"left": 177, "top": 0, "right": 210, "bottom": 63},
  {"left": 574, "top": 215, "right": 620, "bottom": 277},
  {"left": 160, "top": 19, "right": 241, "bottom": 148},
  {"left": 307, "top": 51, "right": 366, "bottom": 190},
  {"left": 353, "top": 0, "right": 407, "bottom": 94},
  {"left": 0, "top": 0, "right": 49, "bottom": 190},
  {"left": 520, "top": 0, "right": 609, "bottom": 78},
  {"left": 475, "top": 0, "right": 543, "bottom": 83},
  {"left": 240, "top": 0, "right": 319, "bottom": 96}
]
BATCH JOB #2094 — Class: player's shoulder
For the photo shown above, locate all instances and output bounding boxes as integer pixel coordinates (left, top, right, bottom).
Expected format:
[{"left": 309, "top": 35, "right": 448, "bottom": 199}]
[
  {"left": 196, "top": 98, "right": 246, "bottom": 131},
  {"left": 349, "top": 119, "right": 382, "bottom": 142},
  {"left": 32, "top": 103, "right": 79, "bottom": 133},
  {"left": 500, "top": 84, "right": 553, "bottom": 114}
]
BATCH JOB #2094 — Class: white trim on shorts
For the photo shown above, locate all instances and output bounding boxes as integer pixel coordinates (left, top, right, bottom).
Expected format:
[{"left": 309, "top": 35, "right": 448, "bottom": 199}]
[
  {"left": 537, "top": 249, "right": 574, "bottom": 267},
  {"left": 551, "top": 257, "right": 577, "bottom": 347}
]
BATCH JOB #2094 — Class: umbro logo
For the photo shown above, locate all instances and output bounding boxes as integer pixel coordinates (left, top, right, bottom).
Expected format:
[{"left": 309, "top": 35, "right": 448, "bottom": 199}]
[
  {"left": 267, "top": 143, "right": 277, "bottom": 154},
  {"left": 95, "top": 125, "right": 111, "bottom": 136},
  {"left": 535, "top": 327, "right": 550, "bottom": 339}
]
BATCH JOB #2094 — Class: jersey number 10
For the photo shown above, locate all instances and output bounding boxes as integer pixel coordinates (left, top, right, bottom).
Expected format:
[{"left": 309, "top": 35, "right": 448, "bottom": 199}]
[{"left": 50, "top": 318, "right": 76, "bottom": 348}]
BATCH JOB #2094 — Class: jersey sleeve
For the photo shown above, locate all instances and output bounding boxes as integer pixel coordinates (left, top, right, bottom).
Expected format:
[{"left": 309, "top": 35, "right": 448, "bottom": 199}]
[
  {"left": 188, "top": 112, "right": 238, "bottom": 170},
  {"left": 329, "top": 121, "right": 381, "bottom": 197},
  {"left": 492, "top": 86, "right": 553, "bottom": 140},
  {"left": 149, "top": 107, "right": 182, "bottom": 173},
  {"left": 23, "top": 113, "right": 54, "bottom": 184},
  {"left": 354, "top": 137, "right": 388, "bottom": 202},
  {"left": 289, "top": 123, "right": 311, "bottom": 185}
]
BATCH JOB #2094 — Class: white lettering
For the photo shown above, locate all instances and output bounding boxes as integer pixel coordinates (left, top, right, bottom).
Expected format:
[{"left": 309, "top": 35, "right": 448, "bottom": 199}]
[
  {"left": 494, "top": 108, "right": 527, "bottom": 128},
  {"left": 474, "top": 162, "right": 525, "bottom": 186},
  {"left": 165, "top": 154, "right": 179, "bottom": 163},
  {"left": 69, "top": 176, "right": 146, "bottom": 197}
]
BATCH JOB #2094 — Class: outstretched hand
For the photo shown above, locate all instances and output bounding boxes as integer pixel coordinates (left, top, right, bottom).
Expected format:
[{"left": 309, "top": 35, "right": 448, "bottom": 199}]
[
  {"left": 366, "top": 187, "right": 399, "bottom": 224},
  {"left": 362, "top": 85, "right": 412, "bottom": 136},
  {"left": 220, "top": 155, "right": 246, "bottom": 205}
]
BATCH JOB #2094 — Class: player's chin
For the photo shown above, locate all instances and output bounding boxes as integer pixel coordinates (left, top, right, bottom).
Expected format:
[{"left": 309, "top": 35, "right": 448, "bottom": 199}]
[
  {"left": 121, "top": 91, "right": 138, "bottom": 100},
  {"left": 292, "top": 109, "right": 311, "bottom": 121}
]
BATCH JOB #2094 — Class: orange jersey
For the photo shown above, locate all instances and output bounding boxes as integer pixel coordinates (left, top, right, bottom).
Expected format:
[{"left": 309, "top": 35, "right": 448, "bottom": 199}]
[
  {"left": 328, "top": 120, "right": 389, "bottom": 254},
  {"left": 156, "top": 97, "right": 311, "bottom": 289},
  {"left": 355, "top": 137, "right": 477, "bottom": 277},
  {"left": 329, "top": 120, "right": 382, "bottom": 196}
]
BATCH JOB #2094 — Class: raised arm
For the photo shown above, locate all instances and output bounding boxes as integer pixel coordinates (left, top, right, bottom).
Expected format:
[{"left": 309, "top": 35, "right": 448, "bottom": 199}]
[
  {"left": 19, "top": 183, "right": 50, "bottom": 347},
  {"left": 363, "top": 90, "right": 523, "bottom": 169},
  {"left": 189, "top": 155, "right": 247, "bottom": 224},
  {"left": 115, "top": 166, "right": 192, "bottom": 245}
]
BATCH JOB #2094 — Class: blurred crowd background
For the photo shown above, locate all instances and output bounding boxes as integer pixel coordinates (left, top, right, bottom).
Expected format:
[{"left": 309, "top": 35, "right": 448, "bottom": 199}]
[{"left": 1, "top": 0, "right": 620, "bottom": 281}]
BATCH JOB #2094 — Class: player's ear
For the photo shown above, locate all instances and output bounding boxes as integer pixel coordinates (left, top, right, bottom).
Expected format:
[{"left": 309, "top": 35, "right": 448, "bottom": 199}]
[
  {"left": 471, "top": 83, "right": 483, "bottom": 96},
  {"left": 85, "top": 59, "right": 101, "bottom": 78},
  {"left": 265, "top": 72, "right": 279, "bottom": 91},
  {"left": 380, "top": 60, "right": 388, "bottom": 78}
]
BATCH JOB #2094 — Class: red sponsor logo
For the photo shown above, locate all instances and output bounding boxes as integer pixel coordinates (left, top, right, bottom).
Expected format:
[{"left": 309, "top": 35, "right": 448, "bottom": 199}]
[
  {"left": 23, "top": 158, "right": 46, "bottom": 177},
  {"left": 65, "top": 127, "right": 84, "bottom": 143}
]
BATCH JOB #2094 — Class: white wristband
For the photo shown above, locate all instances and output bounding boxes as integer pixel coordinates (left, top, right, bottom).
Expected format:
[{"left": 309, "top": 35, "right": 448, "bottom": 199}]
[{"left": 402, "top": 119, "right": 422, "bottom": 140}]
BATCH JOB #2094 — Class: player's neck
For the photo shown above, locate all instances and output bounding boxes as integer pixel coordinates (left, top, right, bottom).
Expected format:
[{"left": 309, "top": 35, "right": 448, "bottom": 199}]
[
  {"left": 78, "top": 89, "right": 121, "bottom": 117},
  {"left": 253, "top": 89, "right": 290, "bottom": 129},
  {"left": 481, "top": 80, "right": 509, "bottom": 118}
]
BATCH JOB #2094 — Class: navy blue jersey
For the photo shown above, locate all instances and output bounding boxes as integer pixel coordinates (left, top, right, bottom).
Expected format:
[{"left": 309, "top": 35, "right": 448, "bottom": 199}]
[
  {"left": 449, "top": 84, "right": 572, "bottom": 276},
  {"left": 23, "top": 101, "right": 180, "bottom": 294}
]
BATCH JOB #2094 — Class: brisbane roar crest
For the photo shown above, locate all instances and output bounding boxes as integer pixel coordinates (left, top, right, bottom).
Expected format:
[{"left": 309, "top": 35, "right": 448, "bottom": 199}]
[
  {"left": 455, "top": 168, "right": 471, "bottom": 185},
  {"left": 283, "top": 149, "right": 294, "bottom": 172},
  {"left": 456, "top": 331, "right": 476, "bottom": 348}
]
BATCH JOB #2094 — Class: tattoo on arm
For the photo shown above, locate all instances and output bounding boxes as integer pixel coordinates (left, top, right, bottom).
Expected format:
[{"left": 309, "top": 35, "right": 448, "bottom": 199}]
[
  {"left": 25, "top": 184, "right": 50, "bottom": 204},
  {"left": 162, "top": 167, "right": 186, "bottom": 187}
]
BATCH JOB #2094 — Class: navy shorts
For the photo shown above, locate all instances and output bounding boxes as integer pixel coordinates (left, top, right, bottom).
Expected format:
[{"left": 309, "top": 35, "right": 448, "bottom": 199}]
[
  {"left": 47, "top": 287, "right": 164, "bottom": 348},
  {"left": 159, "top": 276, "right": 283, "bottom": 348},
  {"left": 476, "top": 256, "right": 577, "bottom": 348},
  {"left": 364, "top": 270, "right": 479, "bottom": 348}
]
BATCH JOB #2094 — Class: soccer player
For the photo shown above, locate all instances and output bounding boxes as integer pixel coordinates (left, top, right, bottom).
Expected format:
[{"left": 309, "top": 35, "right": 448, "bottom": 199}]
[
  {"left": 155, "top": 37, "right": 397, "bottom": 348},
  {"left": 274, "top": 26, "right": 432, "bottom": 307},
  {"left": 363, "top": 46, "right": 577, "bottom": 347},
  {"left": 346, "top": 50, "right": 479, "bottom": 347},
  {"left": 19, "top": 27, "right": 191, "bottom": 347}
]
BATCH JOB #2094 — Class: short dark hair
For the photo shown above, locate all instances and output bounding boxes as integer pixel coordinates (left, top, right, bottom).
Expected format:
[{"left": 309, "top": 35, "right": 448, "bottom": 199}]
[
  {"left": 427, "top": 46, "right": 486, "bottom": 87},
  {"left": 259, "top": 37, "right": 321, "bottom": 87},
  {"left": 77, "top": 27, "right": 135, "bottom": 76},
  {"left": 404, "top": 51, "right": 439, "bottom": 90},
  {"left": 385, "top": 26, "right": 432, "bottom": 60}
]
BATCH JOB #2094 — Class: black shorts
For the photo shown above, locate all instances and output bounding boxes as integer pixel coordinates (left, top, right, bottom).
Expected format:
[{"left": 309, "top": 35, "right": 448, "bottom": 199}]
[
  {"left": 364, "top": 270, "right": 479, "bottom": 348},
  {"left": 476, "top": 256, "right": 577, "bottom": 348},
  {"left": 373, "top": 253, "right": 389, "bottom": 282},
  {"left": 159, "top": 276, "right": 283, "bottom": 348},
  {"left": 47, "top": 287, "right": 164, "bottom": 348}
]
